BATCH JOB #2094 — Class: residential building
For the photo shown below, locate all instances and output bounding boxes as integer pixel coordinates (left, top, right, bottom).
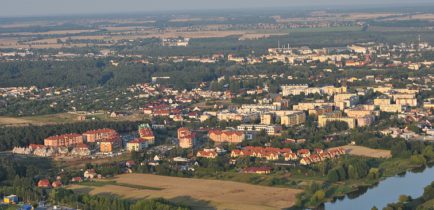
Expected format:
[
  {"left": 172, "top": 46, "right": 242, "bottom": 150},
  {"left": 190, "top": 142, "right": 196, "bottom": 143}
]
[
  {"left": 99, "top": 135, "right": 121, "bottom": 153},
  {"left": 197, "top": 150, "right": 218, "bottom": 159},
  {"left": 318, "top": 111, "right": 357, "bottom": 129},
  {"left": 260, "top": 113, "right": 273, "bottom": 125},
  {"left": 178, "top": 127, "right": 195, "bottom": 148},
  {"left": 83, "top": 128, "right": 118, "bottom": 143},
  {"left": 127, "top": 138, "right": 148, "bottom": 152},
  {"left": 3, "top": 195, "right": 18, "bottom": 204},
  {"left": 138, "top": 124, "right": 155, "bottom": 144},
  {"left": 334, "top": 93, "right": 359, "bottom": 109},
  {"left": 44, "top": 133, "right": 83, "bottom": 147},
  {"left": 280, "top": 111, "right": 306, "bottom": 127},
  {"left": 37, "top": 179, "right": 50, "bottom": 188},
  {"left": 293, "top": 102, "right": 335, "bottom": 111},
  {"left": 208, "top": 129, "right": 245, "bottom": 144},
  {"left": 243, "top": 167, "right": 272, "bottom": 174},
  {"left": 237, "top": 124, "right": 282, "bottom": 135}
]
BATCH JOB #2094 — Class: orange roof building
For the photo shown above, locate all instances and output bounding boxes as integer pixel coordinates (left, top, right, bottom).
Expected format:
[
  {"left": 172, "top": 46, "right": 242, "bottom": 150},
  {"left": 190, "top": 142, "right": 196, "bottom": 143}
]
[
  {"left": 99, "top": 134, "right": 121, "bottom": 153},
  {"left": 208, "top": 129, "right": 245, "bottom": 144},
  {"left": 197, "top": 150, "right": 218, "bottom": 159},
  {"left": 178, "top": 127, "right": 195, "bottom": 149},
  {"left": 44, "top": 133, "right": 83, "bottom": 147},
  {"left": 37, "top": 179, "right": 51, "bottom": 188},
  {"left": 138, "top": 124, "right": 155, "bottom": 144},
  {"left": 83, "top": 128, "right": 118, "bottom": 143}
]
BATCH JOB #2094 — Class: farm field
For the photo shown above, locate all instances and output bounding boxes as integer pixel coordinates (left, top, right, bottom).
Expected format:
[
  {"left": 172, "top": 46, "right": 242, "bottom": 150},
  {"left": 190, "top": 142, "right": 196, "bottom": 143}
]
[
  {"left": 339, "top": 145, "right": 392, "bottom": 158},
  {"left": 0, "top": 113, "right": 79, "bottom": 126},
  {"left": 69, "top": 173, "right": 302, "bottom": 210},
  {"left": 0, "top": 112, "right": 144, "bottom": 126}
]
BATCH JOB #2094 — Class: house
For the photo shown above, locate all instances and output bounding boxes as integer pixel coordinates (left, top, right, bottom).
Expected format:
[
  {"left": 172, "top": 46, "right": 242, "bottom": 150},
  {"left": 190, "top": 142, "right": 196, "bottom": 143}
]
[
  {"left": 300, "top": 157, "right": 312, "bottom": 165},
  {"left": 243, "top": 166, "right": 272, "bottom": 174},
  {"left": 264, "top": 152, "right": 279, "bottom": 160},
  {"left": 231, "top": 150, "right": 241, "bottom": 157},
  {"left": 314, "top": 148, "right": 324, "bottom": 154},
  {"left": 71, "top": 177, "right": 83, "bottom": 182},
  {"left": 37, "top": 179, "right": 50, "bottom": 188},
  {"left": 127, "top": 138, "right": 148, "bottom": 152},
  {"left": 173, "top": 115, "right": 184, "bottom": 122},
  {"left": 310, "top": 154, "right": 322, "bottom": 163},
  {"left": 197, "top": 150, "right": 218, "bottom": 159},
  {"left": 84, "top": 169, "right": 97, "bottom": 179},
  {"left": 71, "top": 143, "right": 91, "bottom": 156},
  {"left": 3, "top": 195, "right": 18, "bottom": 204},
  {"left": 297, "top": 149, "right": 311, "bottom": 157},
  {"left": 52, "top": 180, "right": 62, "bottom": 188},
  {"left": 284, "top": 153, "right": 298, "bottom": 161},
  {"left": 143, "top": 108, "right": 153, "bottom": 115},
  {"left": 285, "top": 138, "right": 306, "bottom": 144},
  {"left": 126, "top": 160, "right": 136, "bottom": 168}
]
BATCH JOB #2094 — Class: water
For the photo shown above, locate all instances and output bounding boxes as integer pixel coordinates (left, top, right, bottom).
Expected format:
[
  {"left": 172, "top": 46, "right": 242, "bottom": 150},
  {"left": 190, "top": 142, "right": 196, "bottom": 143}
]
[{"left": 323, "top": 165, "right": 434, "bottom": 210}]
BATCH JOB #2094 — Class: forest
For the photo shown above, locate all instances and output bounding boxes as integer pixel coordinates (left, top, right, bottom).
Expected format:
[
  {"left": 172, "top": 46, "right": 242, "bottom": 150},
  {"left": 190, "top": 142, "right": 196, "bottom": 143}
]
[{"left": 0, "top": 58, "right": 432, "bottom": 90}]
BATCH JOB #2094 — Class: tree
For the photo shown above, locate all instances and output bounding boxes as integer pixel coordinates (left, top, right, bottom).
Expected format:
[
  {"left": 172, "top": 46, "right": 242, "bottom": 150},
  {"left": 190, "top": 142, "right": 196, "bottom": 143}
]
[
  {"left": 422, "top": 182, "right": 434, "bottom": 201},
  {"left": 327, "top": 169, "right": 340, "bottom": 182},
  {"left": 391, "top": 141, "right": 409, "bottom": 157},
  {"left": 311, "top": 190, "right": 326, "bottom": 203},
  {"left": 398, "top": 195, "right": 410, "bottom": 203},
  {"left": 410, "top": 154, "right": 426, "bottom": 165},
  {"left": 367, "top": 168, "right": 380, "bottom": 179},
  {"left": 347, "top": 165, "right": 357, "bottom": 179},
  {"left": 336, "top": 166, "right": 347, "bottom": 181},
  {"left": 422, "top": 145, "right": 434, "bottom": 160}
]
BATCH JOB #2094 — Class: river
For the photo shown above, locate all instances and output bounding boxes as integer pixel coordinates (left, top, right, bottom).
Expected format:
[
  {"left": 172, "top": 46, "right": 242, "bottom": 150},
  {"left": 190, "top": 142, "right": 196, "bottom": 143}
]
[{"left": 323, "top": 165, "right": 434, "bottom": 210}]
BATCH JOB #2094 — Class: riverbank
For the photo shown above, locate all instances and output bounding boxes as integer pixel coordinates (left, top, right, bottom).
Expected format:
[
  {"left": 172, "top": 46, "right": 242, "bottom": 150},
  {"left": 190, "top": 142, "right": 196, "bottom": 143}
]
[
  {"left": 318, "top": 160, "right": 434, "bottom": 209},
  {"left": 293, "top": 155, "right": 434, "bottom": 209}
]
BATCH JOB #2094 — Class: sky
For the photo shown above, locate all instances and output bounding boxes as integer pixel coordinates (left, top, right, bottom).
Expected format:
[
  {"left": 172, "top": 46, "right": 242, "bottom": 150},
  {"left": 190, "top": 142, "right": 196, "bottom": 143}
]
[{"left": 2, "top": 0, "right": 434, "bottom": 17}]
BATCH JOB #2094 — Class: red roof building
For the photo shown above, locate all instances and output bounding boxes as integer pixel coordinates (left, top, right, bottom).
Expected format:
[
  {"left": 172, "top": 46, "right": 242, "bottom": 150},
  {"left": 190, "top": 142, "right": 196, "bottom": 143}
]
[
  {"left": 208, "top": 129, "right": 245, "bottom": 144},
  {"left": 37, "top": 179, "right": 51, "bottom": 188},
  {"left": 178, "top": 127, "right": 195, "bottom": 149},
  {"left": 44, "top": 133, "right": 83, "bottom": 147},
  {"left": 52, "top": 180, "right": 62, "bottom": 188},
  {"left": 83, "top": 128, "right": 118, "bottom": 143},
  {"left": 197, "top": 150, "right": 218, "bottom": 159},
  {"left": 243, "top": 166, "right": 272, "bottom": 174}
]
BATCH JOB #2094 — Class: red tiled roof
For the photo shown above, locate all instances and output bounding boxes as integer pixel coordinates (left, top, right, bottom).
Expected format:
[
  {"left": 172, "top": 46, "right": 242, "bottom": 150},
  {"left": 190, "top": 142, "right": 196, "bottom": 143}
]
[
  {"left": 129, "top": 138, "right": 146, "bottom": 143},
  {"left": 209, "top": 129, "right": 244, "bottom": 136},
  {"left": 38, "top": 179, "right": 50, "bottom": 187},
  {"left": 75, "top": 143, "right": 89, "bottom": 149},
  {"left": 197, "top": 150, "right": 218, "bottom": 157},
  {"left": 83, "top": 128, "right": 116, "bottom": 135},
  {"left": 45, "top": 133, "right": 81, "bottom": 140},
  {"left": 297, "top": 149, "right": 310, "bottom": 154},
  {"left": 29, "top": 144, "right": 45, "bottom": 150}
]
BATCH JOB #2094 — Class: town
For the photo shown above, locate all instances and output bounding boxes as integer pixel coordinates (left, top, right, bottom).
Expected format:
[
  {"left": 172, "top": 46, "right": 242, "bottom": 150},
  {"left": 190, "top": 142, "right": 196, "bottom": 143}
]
[{"left": 0, "top": 4, "right": 434, "bottom": 210}]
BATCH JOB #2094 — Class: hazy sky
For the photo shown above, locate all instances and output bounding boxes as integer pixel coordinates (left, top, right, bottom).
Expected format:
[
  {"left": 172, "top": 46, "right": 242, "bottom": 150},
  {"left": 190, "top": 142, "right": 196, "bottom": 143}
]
[{"left": 2, "top": 0, "right": 434, "bottom": 17}]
